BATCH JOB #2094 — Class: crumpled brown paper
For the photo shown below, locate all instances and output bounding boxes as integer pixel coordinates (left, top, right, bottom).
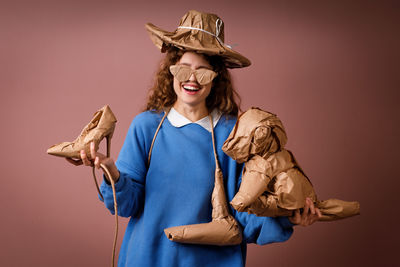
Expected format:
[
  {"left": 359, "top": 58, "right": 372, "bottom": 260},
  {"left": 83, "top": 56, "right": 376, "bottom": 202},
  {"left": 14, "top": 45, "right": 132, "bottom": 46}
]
[
  {"left": 222, "top": 107, "right": 360, "bottom": 221},
  {"left": 164, "top": 167, "right": 243, "bottom": 245},
  {"left": 145, "top": 10, "right": 251, "bottom": 69},
  {"left": 47, "top": 105, "right": 117, "bottom": 160}
]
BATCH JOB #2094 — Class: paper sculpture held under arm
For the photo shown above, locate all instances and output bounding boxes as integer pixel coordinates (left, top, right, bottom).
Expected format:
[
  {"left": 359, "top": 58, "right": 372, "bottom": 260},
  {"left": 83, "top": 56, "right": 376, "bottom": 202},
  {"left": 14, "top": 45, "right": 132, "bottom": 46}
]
[{"left": 222, "top": 107, "right": 360, "bottom": 221}]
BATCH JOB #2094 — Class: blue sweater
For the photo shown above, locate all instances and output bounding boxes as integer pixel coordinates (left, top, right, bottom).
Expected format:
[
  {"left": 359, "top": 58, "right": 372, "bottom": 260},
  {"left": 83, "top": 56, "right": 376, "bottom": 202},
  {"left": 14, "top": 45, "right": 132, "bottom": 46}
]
[{"left": 100, "top": 111, "right": 293, "bottom": 267}]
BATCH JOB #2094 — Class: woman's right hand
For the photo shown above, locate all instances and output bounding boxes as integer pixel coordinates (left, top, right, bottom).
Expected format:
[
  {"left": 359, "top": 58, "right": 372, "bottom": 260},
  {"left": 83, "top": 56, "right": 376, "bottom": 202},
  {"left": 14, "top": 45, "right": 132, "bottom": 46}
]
[{"left": 65, "top": 141, "right": 120, "bottom": 183}]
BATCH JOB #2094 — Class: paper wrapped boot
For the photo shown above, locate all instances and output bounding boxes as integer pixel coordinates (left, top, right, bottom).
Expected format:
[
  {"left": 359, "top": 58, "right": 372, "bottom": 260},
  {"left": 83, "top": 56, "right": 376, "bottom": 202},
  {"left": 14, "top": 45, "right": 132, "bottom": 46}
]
[
  {"left": 164, "top": 167, "right": 243, "bottom": 245},
  {"left": 222, "top": 107, "right": 360, "bottom": 222}
]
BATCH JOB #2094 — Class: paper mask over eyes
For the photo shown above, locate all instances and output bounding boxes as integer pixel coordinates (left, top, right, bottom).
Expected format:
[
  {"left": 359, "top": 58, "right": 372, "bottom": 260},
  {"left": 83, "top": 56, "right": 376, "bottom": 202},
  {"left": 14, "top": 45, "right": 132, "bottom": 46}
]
[
  {"left": 169, "top": 65, "right": 218, "bottom": 85},
  {"left": 222, "top": 107, "right": 360, "bottom": 221}
]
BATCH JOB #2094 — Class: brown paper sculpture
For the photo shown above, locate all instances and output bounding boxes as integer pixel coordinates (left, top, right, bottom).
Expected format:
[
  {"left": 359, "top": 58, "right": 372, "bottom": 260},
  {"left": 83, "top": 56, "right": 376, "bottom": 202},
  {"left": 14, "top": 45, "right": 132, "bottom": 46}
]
[
  {"left": 163, "top": 114, "right": 242, "bottom": 245},
  {"left": 222, "top": 107, "right": 360, "bottom": 221},
  {"left": 164, "top": 168, "right": 242, "bottom": 245},
  {"left": 47, "top": 105, "right": 117, "bottom": 161},
  {"left": 47, "top": 105, "right": 119, "bottom": 267},
  {"left": 145, "top": 9, "right": 251, "bottom": 69}
]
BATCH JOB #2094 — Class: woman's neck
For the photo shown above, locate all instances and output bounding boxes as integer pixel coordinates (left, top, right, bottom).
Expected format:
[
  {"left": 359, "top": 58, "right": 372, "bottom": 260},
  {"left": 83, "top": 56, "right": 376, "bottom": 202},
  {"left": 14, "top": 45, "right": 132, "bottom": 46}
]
[{"left": 172, "top": 102, "right": 209, "bottom": 122}]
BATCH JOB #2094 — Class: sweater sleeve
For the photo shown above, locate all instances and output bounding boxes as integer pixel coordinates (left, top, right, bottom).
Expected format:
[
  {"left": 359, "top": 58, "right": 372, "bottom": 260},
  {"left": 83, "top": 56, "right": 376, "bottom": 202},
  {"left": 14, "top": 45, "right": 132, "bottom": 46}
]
[
  {"left": 235, "top": 211, "right": 294, "bottom": 245},
  {"left": 100, "top": 112, "right": 155, "bottom": 218}
]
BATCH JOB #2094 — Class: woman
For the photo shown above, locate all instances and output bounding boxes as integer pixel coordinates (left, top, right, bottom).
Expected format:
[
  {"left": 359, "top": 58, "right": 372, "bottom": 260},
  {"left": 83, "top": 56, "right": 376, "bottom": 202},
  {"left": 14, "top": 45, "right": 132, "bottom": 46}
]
[{"left": 78, "top": 10, "right": 320, "bottom": 267}]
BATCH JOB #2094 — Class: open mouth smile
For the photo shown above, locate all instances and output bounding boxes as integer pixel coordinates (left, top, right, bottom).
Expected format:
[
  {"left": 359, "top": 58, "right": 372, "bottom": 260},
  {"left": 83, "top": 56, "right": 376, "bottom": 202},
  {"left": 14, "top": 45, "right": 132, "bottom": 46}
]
[{"left": 182, "top": 84, "right": 202, "bottom": 93}]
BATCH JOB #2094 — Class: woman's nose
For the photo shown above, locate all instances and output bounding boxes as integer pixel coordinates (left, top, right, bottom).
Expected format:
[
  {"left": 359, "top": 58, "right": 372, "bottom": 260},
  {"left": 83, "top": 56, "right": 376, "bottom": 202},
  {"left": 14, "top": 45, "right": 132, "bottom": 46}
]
[{"left": 188, "top": 73, "right": 197, "bottom": 82}]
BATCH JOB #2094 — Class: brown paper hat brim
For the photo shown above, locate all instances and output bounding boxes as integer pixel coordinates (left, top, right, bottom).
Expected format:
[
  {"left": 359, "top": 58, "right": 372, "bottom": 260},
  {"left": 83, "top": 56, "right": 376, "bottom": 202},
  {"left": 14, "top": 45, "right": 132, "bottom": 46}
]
[{"left": 145, "top": 23, "right": 251, "bottom": 69}]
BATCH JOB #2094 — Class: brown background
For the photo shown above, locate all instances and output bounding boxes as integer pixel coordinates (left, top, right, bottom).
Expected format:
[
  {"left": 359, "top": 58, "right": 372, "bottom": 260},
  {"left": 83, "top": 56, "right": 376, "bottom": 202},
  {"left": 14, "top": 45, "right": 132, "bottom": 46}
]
[{"left": 1, "top": 0, "right": 399, "bottom": 266}]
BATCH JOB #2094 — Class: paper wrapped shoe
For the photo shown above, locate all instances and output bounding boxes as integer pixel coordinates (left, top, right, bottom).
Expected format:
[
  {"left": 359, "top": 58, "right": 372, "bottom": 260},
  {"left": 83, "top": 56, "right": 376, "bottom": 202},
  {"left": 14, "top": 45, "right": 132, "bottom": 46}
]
[
  {"left": 47, "top": 105, "right": 117, "bottom": 159},
  {"left": 46, "top": 105, "right": 119, "bottom": 267},
  {"left": 222, "top": 107, "right": 360, "bottom": 221}
]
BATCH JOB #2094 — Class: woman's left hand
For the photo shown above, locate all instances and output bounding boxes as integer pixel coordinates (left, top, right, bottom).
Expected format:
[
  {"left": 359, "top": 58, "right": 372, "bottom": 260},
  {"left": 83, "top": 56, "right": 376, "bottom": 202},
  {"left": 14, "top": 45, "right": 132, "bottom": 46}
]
[{"left": 289, "top": 197, "right": 322, "bottom": 226}]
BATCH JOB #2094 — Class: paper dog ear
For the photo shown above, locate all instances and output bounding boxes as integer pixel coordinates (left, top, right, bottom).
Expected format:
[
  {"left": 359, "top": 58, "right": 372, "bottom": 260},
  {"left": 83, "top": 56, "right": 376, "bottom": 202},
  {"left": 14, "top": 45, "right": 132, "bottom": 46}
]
[
  {"left": 251, "top": 119, "right": 288, "bottom": 158},
  {"left": 254, "top": 126, "right": 270, "bottom": 144},
  {"left": 250, "top": 126, "right": 271, "bottom": 155}
]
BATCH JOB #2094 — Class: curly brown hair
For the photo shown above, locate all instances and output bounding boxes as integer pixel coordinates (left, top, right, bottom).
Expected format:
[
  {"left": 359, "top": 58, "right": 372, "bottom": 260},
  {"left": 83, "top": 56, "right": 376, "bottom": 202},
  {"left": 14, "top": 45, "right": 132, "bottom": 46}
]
[{"left": 145, "top": 47, "right": 241, "bottom": 116}]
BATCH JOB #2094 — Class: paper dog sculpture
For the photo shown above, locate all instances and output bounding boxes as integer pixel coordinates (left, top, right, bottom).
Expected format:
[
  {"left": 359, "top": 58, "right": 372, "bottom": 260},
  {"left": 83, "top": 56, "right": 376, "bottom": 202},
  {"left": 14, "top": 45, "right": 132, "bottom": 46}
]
[{"left": 222, "top": 107, "right": 360, "bottom": 221}]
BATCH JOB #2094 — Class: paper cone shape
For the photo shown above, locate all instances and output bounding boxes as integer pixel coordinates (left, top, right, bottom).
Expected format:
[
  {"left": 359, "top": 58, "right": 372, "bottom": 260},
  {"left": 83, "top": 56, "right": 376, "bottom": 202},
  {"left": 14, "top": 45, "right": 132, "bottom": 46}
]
[{"left": 164, "top": 168, "right": 242, "bottom": 245}]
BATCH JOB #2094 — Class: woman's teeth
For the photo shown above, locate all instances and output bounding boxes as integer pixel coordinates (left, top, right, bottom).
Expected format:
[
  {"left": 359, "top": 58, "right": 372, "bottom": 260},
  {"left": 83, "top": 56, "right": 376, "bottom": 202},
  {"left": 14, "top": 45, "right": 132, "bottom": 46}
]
[{"left": 183, "top": 85, "right": 200, "bottom": 91}]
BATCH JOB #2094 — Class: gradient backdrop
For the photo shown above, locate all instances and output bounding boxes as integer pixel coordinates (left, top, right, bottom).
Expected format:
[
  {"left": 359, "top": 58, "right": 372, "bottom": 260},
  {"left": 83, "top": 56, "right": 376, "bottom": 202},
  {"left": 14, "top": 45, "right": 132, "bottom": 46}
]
[{"left": 1, "top": 0, "right": 399, "bottom": 266}]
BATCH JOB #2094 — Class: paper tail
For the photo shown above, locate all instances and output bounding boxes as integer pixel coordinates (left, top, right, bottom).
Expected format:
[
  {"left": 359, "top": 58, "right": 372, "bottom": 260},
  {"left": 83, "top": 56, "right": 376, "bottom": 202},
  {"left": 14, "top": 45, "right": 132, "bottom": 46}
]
[
  {"left": 317, "top": 199, "right": 360, "bottom": 221},
  {"left": 241, "top": 194, "right": 360, "bottom": 222}
]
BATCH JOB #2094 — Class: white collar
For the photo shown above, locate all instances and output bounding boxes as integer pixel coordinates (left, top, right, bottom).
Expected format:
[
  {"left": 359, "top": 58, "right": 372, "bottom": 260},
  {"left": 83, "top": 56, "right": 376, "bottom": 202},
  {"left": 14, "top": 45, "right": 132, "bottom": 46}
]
[{"left": 167, "top": 107, "right": 222, "bottom": 133}]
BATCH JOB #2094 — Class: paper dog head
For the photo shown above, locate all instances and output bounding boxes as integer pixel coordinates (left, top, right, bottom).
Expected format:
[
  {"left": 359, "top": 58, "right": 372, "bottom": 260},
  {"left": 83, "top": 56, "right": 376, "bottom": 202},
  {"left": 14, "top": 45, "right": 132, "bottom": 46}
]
[{"left": 222, "top": 107, "right": 288, "bottom": 163}]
